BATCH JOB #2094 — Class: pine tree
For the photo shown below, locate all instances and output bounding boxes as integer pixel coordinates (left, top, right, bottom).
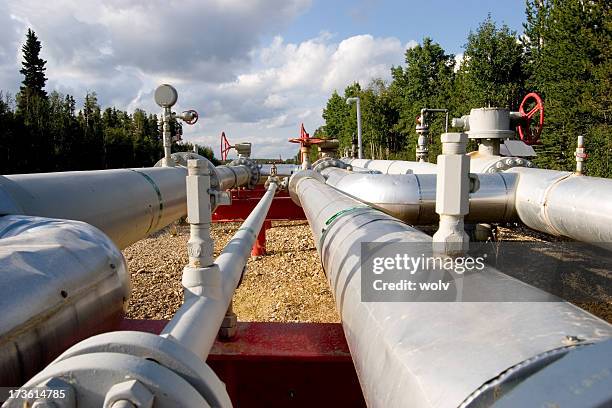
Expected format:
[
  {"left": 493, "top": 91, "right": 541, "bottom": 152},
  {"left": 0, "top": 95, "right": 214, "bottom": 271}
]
[
  {"left": 19, "top": 29, "right": 47, "bottom": 98},
  {"left": 455, "top": 17, "right": 526, "bottom": 111}
]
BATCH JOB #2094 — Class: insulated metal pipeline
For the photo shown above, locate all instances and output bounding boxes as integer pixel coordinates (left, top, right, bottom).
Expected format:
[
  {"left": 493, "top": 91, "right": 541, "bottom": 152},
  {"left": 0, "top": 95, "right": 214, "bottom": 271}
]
[
  {"left": 289, "top": 171, "right": 612, "bottom": 408},
  {"left": 342, "top": 158, "right": 438, "bottom": 174},
  {"left": 320, "top": 167, "right": 517, "bottom": 224},
  {"left": 508, "top": 167, "right": 612, "bottom": 245},
  {"left": 215, "top": 165, "right": 251, "bottom": 190},
  {"left": 161, "top": 181, "right": 277, "bottom": 359},
  {"left": 0, "top": 215, "right": 129, "bottom": 386},
  {"left": 0, "top": 167, "right": 187, "bottom": 249}
]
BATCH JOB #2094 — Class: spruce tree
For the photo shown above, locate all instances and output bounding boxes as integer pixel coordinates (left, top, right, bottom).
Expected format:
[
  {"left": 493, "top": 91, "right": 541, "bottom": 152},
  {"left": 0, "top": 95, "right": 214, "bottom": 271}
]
[{"left": 19, "top": 29, "right": 47, "bottom": 98}]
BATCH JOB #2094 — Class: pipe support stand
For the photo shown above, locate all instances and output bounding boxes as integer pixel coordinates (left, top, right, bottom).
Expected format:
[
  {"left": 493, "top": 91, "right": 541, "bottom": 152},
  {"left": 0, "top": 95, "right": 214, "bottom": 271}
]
[{"left": 433, "top": 133, "right": 470, "bottom": 255}]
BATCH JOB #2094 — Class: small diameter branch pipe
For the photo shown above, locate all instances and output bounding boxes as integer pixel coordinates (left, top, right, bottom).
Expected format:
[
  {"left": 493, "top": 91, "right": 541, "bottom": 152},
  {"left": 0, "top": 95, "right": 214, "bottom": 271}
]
[
  {"left": 161, "top": 107, "right": 174, "bottom": 167},
  {"left": 161, "top": 177, "right": 278, "bottom": 359}
]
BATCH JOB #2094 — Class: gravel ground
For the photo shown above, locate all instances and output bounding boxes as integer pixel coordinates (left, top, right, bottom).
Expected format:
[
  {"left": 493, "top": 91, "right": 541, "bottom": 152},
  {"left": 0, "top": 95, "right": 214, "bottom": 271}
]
[
  {"left": 124, "top": 221, "right": 611, "bottom": 324},
  {"left": 124, "top": 221, "right": 339, "bottom": 322}
]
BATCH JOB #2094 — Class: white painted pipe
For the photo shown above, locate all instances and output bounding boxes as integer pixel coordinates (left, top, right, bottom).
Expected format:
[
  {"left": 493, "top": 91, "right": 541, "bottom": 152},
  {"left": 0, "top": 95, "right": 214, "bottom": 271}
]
[{"left": 161, "top": 181, "right": 278, "bottom": 359}]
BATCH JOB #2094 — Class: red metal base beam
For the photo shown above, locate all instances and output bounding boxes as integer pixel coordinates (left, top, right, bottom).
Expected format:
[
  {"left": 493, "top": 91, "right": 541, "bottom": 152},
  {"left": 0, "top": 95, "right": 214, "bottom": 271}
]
[
  {"left": 212, "top": 185, "right": 306, "bottom": 258},
  {"left": 212, "top": 186, "right": 305, "bottom": 222},
  {"left": 119, "top": 319, "right": 365, "bottom": 407}
]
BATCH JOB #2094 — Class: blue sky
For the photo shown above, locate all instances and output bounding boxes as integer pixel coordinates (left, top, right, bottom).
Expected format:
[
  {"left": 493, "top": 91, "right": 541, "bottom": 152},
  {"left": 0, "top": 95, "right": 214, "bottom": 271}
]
[
  {"left": 0, "top": 0, "right": 529, "bottom": 158},
  {"left": 281, "top": 0, "right": 526, "bottom": 55}
]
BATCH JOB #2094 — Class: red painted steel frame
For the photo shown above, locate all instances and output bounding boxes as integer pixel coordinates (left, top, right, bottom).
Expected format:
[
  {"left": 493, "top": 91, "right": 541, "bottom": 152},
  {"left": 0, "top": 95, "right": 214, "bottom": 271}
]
[
  {"left": 120, "top": 319, "right": 366, "bottom": 407},
  {"left": 212, "top": 185, "right": 306, "bottom": 256},
  {"left": 212, "top": 186, "right": 305, "bottom": 222}
]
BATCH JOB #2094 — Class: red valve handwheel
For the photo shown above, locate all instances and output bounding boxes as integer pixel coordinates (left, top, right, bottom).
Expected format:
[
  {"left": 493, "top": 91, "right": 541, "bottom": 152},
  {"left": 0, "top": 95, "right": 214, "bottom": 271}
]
[
  {"left": 517, "top": 92, "right": 544, "bottom": 145},
  {"left": 220, "top": 131, "right": 232, "bottom": 161},
  {"left": 288, "top": 123, "right": 325, "bottom": 146},
  {"left": 183, "top": 110, "right": 199, "bottom": 125}
]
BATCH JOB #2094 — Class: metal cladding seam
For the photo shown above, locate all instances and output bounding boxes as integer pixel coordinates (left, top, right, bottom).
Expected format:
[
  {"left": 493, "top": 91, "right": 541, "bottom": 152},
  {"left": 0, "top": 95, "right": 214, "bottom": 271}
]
[{"left": 289, "top": 170, "right": 612, "bottom": 408}]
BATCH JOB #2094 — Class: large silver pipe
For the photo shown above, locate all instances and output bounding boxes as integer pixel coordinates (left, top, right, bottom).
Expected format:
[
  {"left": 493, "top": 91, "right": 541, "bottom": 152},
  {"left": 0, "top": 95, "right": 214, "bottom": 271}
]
[
  {"left": 342, "top": 158, "right": 438, "bottom": 174},
  {"left": 321, "top": 167, "right": 517, "bottom": 224},
  {"left": 215, "top": 165, "right": 251, "bottom": 190},
  {"left": 289, "top": 171, "right": 611, "bottom": 408},
  {"left": 344, "top": 156, "right": 534, "bottom": 174},
  {"left": 509, "top": 167, "right": 612, "bottom": 244},
  {"left": 0, "top": 215, "right": 129, "bottom": 386},
  {"left": 161, "top": 181, "right": 277, "bottom": 359},
  {"left": 155, "top": 152, "right": 259, "bottom": 190},
  {"left": 0, "top": 167, "right": 187, "bottom": 249}
]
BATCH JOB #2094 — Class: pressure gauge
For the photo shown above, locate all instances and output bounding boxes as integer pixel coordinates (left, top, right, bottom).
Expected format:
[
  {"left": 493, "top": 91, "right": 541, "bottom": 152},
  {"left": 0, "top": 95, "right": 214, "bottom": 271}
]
[{"left": 154, "top": 84, "right": 178, "bottom": 108}]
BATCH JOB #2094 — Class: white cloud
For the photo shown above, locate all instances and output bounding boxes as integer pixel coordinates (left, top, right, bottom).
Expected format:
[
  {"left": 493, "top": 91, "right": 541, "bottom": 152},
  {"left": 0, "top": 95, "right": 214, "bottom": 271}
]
[
  {"left": 454, "top": 53, "right": 464, "bottom": 72},
  {"left": 1, "top": 0, "right": 412, "bottom": 159}
]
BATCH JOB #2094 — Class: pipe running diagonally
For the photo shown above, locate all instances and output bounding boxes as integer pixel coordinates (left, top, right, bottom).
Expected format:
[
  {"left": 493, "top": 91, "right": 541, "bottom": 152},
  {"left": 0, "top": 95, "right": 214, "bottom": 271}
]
[
  {"left": 161, "top": 181, "right": 278, "bottom": 360},
  {"left": 289, "top": 170, "right": 612, "bottom": 408}
]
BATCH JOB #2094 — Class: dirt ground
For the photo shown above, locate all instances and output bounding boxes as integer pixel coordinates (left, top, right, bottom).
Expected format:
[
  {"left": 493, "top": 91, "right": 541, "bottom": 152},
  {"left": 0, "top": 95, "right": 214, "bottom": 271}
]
[{"left": 124, "top": 221, "right": 611, "bottom": 324}]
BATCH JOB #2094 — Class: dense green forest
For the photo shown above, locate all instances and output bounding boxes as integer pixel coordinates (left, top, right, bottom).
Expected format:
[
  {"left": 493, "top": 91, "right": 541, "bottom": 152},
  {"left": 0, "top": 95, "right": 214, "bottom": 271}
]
[
  {"left": 318, "top": 1, "right": 611, "bottom": 177},
  {"left": 1, "top": 1, "right": 609, "bottom": 176},
  {"left": 0, "top": 29, "right": 216, "bottom": 175}
]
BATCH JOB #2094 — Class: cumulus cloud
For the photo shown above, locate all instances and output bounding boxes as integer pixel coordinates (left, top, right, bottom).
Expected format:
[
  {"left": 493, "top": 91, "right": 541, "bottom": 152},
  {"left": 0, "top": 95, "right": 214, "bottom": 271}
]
[
  {"left": 184, "top": 33, "right": 407, "bottom": 158},
  {"left": 0, "top": 0, "right": 412, "bottom": 158}
]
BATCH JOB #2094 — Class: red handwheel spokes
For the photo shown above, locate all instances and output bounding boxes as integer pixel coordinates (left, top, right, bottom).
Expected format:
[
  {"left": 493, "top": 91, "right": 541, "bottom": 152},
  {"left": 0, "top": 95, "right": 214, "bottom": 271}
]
[
  {"left": 182, "top": 110, "right": 199, "bottom": 125},
  {"left": 220, "top": 131, "right": 232, "bottom": 161},
  {"left": 517, "top": 92, "right": 544, "bottom": 145}
]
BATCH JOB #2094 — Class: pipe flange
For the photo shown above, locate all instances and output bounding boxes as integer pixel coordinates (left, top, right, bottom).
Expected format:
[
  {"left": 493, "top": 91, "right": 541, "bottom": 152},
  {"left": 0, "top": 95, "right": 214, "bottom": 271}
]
[
  {"left": 229, "top": 157, "right": 260, "bottom": 189},
  {"left": 485, "top": 157, "right": 534, "bottom": 173},
  {"left": 24, "top": 331, "right": 232, "bottom": 408},
  {"left": 312, "top": 157, "right": 351, "bottom": 173},
  {"left": 8, "top": 353, "right": 210, "bottom": 408}
]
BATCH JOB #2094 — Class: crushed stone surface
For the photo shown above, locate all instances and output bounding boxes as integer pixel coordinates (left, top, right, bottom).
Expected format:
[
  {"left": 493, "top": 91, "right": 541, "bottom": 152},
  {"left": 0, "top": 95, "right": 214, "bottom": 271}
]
[
  {"left": 124, "top": 221, "right": 339, "bottom": 322},
  {"left": 124, "top": 222, "right": 611, "bottom": 324}
]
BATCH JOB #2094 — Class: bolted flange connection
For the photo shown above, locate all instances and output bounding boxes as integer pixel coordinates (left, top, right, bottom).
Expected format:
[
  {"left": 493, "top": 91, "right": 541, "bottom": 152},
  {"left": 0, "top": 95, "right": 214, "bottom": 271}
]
[
  {"left": 4, "top": 331, "right": 232, "bottom": 407},
  {"left": 311, "top": 157, "right": 351, "bottom": 173},
  {"left": 433, "top": 133, "right": 475, "bottom": 256},
  {"left": 229, "top": 157, "right": 261, "bottom": 189},
  {"left": 103, "top": 380, "right": 154, "bottom": 408}
]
